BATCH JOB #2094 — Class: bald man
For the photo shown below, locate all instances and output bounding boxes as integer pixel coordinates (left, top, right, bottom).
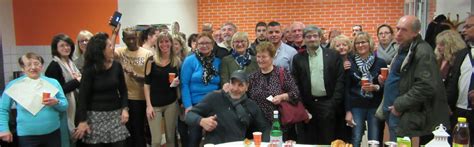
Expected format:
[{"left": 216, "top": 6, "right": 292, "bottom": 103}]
[{"left": 378, "top": 15, "right": 449, "bottom": 145}]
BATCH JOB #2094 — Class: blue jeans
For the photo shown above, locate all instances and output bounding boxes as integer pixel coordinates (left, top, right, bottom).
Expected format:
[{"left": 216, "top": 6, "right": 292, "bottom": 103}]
[
  {"left": 188, "top": 125, "right": 202, "bottom": 147},
  {"left": 351, "top": 108, "right": 379, "bottom": 147},
  {"left": 385, "top": 110, "right": 400, "bottom": 141}
]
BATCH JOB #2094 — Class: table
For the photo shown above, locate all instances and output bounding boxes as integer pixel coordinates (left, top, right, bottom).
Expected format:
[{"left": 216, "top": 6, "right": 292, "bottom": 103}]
[{"left": 215, "top": 141, "right": 330, "bottom": 147}]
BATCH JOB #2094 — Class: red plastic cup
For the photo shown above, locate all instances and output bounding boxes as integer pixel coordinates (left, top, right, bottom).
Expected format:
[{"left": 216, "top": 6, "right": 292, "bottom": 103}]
[
  {"left": 361, "top": 77, "right": 369, "bottom": 86},
  {"left": 168, "top": 73, "right": 176, "bottom": 83},
  {"left": 253, "top": 132, "right": 262, "bottom": 146},
  {"left": 42, "top": 92, "right": 50, "bottom": 102},
  {"left": 381, "top": 68, "right": 388, "bottom": 79}
]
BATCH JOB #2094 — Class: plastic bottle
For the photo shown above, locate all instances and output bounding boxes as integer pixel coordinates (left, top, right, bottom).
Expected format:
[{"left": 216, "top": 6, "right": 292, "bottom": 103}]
[
  {"left": 397, "top": 136, "right": 411, "bottom": 147},
  {"left": 270, "top": 110, "right": 282, "bottom": 147},
  {"left": 453, "top": 117, "right": 470, "bottom": 147}
]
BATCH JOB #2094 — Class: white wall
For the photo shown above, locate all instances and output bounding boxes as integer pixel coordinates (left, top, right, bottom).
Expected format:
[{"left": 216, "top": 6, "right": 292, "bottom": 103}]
[
  {"left": 0, "top": 0, "right": 198, "bottom": 85},
  {"left": 0, "top": 0, "right": 51, "bottom": 85},
  {"left": 118, "top": 0, "right": 198, "bottom": 45},
  {"left": 435, "top": 0, "right": 472, "bottom": 22}
]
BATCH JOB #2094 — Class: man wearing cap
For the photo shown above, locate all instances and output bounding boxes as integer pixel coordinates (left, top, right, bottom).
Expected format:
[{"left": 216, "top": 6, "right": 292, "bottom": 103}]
[{"left": 185, "top": 70, "right": 269, "bottom": 144}]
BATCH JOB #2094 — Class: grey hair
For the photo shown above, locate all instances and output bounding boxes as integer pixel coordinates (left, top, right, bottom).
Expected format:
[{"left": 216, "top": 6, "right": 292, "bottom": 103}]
[
  {"left": 412, "top": 17, "right": 421, "bottom": 32},
  {"left": 221, "top": 22, "right": 238, "bottom": 32},
  {"left": 303, "top": 25, "right": 322, "bottom": 37}
]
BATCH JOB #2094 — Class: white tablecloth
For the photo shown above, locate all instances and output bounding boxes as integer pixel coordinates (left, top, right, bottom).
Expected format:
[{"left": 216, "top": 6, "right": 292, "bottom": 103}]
[{"left": 214, "top": 141, "right": 328, "bottom": 147}]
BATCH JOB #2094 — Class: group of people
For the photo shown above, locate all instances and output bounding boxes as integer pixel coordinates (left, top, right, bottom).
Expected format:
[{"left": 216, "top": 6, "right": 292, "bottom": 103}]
[{"left": 0, "top": 14, "right": 473, "bottom": 147}]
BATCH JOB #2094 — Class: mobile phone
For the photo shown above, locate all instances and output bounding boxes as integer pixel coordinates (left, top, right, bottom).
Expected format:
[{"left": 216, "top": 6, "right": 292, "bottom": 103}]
[{"left": 110, "top": 11, "right": 122, "bottom": 27}]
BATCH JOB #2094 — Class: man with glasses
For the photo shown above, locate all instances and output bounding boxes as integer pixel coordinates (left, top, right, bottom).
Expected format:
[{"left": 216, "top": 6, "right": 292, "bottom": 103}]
[
  {"left": 379, "top": 15, "right": 449, "bottom": 145},
  {"left": 446, "top": 14, "right": 474, "bottom": 144},
  {"left": 267, "top": 21, "right": 297, "bottom": 71},
  {"left": 292, "top": 25, "right": 344, "bottom": 144},
  {"left": 250, "top": 22, "right": 267, "bottom": 55},
  {"left": 375, "top": 24, "right": 398, "bottom": 64}
]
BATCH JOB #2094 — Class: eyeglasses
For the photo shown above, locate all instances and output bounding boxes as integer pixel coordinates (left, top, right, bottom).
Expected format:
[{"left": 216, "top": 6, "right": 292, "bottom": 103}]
[
  {"left": 304, "top": 34, "right": 320, "bottom": 39},
  {"left": 79, "top": 40, "right": 89, "bottom": 44},
  {"left": 378, "top": 32, "right": 391, "bottom": 36},
  {"left": 354, "top": 41, "right": 368, "bottom": 46},
  {"left": 464, "top": 24, "right": 474, "bottom": 30},
  {"left": 233, "top": 40, "right": 247, "bottom": 44},
  {"left": 24, "top": 61, "right": 42, "bottom": 68},
  {"left": 197, "top": 42, "right": 212, "bottom": 46}
]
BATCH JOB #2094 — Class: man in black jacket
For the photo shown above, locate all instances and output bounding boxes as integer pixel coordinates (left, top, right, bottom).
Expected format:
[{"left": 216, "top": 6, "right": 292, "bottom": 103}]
[
  {"left": 185, "top": 70, "right": 269, "bottom": 144},
  {"left": 446, "top": 14, "right": 474, "bottom": 143},
  {"left": 291, "top": 25, "right": 345, "bottom": 144}
]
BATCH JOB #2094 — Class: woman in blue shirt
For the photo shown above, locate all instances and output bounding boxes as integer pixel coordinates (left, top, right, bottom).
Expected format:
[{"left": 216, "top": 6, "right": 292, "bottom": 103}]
[
  {"left": 181, "top": 32, "right": 221, "bottom": 147},
  {"left": 0, "top": 52, "right": 68, "bottom": 147}
]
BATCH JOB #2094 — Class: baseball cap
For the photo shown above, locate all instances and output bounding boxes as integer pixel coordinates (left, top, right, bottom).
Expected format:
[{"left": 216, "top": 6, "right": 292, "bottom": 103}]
[{"left": 230, "top": 70, "right": 248, "bottom": 83}]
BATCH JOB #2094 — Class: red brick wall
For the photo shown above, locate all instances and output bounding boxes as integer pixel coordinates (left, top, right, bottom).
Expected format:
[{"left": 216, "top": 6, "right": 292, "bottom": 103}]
[
  {"left": 428, "top": 0, "right": 436, "bottom": 22},
  {"left": 198, "top": 0, "right": 405, "bottom": 42}
]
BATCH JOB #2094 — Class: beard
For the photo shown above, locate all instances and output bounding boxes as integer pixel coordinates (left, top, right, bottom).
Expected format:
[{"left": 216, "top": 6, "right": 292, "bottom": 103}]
[{"left": 306, "top": 42, "right": 320, "bottom": 49}]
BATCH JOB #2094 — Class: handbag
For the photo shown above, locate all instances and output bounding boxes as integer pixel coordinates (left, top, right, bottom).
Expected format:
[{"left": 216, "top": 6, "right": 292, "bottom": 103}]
[{"left": 276, "top": 67, "right": 309, "bottom": 125}]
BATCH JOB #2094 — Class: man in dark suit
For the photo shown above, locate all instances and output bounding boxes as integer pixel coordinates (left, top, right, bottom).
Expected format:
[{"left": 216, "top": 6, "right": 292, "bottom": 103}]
[{"left": 291, "top": 25, "right": 345, "bottom": 144}]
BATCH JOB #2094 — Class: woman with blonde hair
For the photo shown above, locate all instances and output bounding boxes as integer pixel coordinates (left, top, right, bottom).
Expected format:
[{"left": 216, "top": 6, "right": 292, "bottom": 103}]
[
  {"left": 330, "top": 34, "right": 353, "bottom": 70},
  {"left": 435, "top": 30, "right": 466, "bottom": 83},
  {"left": 73, "top": 30, "right": 93, "bottom": 70},
  {"left": 144, "top": 32, "right": 181, "bottom": 147},
  {"left": 172, "top": 35, "right": 189, "bottom": 60},
  {"left": 220, "top": 32, "right": 258, "bottom": 86},
  {"left": 345, "top": 32, "right": 387, "bottom": 147}
]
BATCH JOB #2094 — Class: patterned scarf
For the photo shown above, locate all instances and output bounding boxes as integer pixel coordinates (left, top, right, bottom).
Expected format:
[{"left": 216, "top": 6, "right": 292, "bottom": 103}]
[
  {"left": 195, "top": 50, "right": 217, "bottom": 85},
  {"left": 354, "top": 53, "right": 375, "bottom": 78},
  {"left": 231, "top": 49, "right": 251, "bottom": 69}
]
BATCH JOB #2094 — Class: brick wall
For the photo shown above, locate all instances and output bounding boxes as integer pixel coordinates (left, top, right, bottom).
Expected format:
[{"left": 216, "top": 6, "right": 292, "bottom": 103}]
[
  {"left": 428, "top": 0, "right": 436, "bottom": 22},
  {"left": 198, "top": 0, "right": 406, "bottom": 43}
]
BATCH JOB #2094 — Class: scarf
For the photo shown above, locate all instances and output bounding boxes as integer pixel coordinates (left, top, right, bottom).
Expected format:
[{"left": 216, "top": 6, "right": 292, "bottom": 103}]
[
  {"left": 231, "top": 49, "right": 251, "bottom": 69},
  {"left": 354, "top": 53, "right": 375, "bottom": 79},
  {"left": 195, "top": 51, "right": 217, "bottom": 85},
  {"left": 52, "top": 56, "right": 80, "bottom": 135}
]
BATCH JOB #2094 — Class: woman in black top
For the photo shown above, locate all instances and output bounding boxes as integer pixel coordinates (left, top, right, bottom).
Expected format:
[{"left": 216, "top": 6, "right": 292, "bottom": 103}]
[
  {"left": 45, "top": 34, "right": 81, "bottom": 147},
  {"left": 345, "top": 32, "right": 386, "bottom": 147},
  {"left": 144, "top": 32, "right": 181, "bottom": 147},
  {"left": 74, "top": 31, "right": 130, "bottom": 147}
]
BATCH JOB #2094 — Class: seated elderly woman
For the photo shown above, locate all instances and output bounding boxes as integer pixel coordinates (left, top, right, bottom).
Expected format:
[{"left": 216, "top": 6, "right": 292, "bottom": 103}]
[{"left": 0, "top": 52, "right": 68, "bottom": 147}]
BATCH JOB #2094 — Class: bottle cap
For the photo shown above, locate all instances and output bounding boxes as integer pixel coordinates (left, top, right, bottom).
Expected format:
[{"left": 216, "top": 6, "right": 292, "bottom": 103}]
[
  {"left": 458, "top": 117, "right": 467, "bottom": 123},
  {"left": 273, "top": 110, "right": 278, "bottom": 115}
]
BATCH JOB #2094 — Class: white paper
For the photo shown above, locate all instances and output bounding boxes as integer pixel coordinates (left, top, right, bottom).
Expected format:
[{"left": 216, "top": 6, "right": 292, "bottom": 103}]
[
  {"left": 5, "top": 78, "right": 59, "bottom": 115},
  {"left": 266, "top": 95, "right": 273, "bottom": 102}
]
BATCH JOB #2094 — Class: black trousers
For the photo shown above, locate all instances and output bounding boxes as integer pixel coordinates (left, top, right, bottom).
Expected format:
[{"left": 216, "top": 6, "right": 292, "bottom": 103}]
[
  {"left": 176, "top": 118, "right": 189, "bottom": 147},
  {"left": 299, "top": 99, "right": 336, "bottom": 144},
  {"left": 18, "top": 129, "right": 60, "bottom": 147},
  {"left": 84, "top": 140, "right": 126, "bottom": 147},
  {"left": 126, "top": 100, "right": 147, "bottom": 147}
]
